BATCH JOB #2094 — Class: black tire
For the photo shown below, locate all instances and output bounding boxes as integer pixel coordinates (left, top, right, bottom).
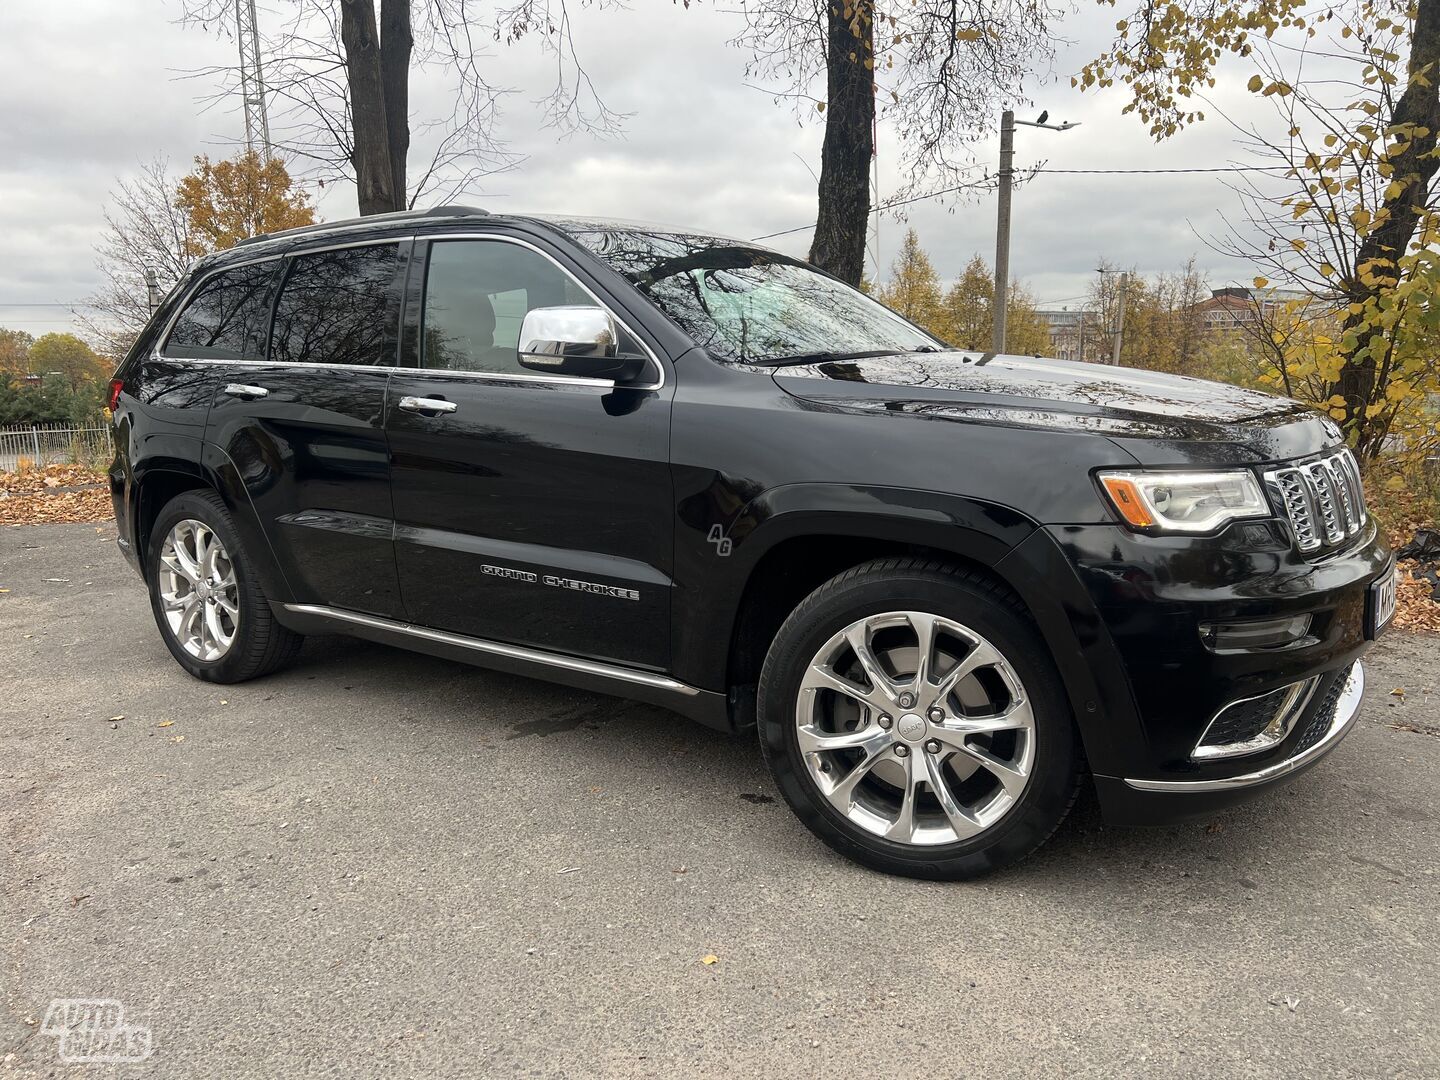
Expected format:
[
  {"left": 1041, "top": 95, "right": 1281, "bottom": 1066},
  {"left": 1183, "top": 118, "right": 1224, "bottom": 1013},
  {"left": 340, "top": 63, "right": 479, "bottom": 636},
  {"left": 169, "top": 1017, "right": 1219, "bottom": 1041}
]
[
  {"left": 758, "top": 557, "right": 1081, "bottom": 880},
  {"left": 145, "top": 489, "right": 302, "bottom": 683}
]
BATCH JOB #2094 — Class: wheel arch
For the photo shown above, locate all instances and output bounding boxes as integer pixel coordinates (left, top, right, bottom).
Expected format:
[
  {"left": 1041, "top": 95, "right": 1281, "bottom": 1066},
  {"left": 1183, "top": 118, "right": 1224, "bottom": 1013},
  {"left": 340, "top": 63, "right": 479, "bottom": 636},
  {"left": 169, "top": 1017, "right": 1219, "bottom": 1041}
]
[
  {"left": 710, "top": 485, "right": 1056, "bottom": 725},
  {"left": 129, "top": 459, "right": 208, "bottom": 583},
  {"left": 702, "top": 484, "right": 1133, "bottom": 754},
  {"left": 130, "top": 450, "right": 292, "bottom": 603}
]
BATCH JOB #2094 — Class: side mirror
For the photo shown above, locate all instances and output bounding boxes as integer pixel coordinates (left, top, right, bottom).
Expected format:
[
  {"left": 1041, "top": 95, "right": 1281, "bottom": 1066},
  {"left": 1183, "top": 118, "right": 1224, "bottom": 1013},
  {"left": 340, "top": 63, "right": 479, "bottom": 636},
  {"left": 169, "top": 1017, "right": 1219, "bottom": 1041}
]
[{"left": 518, "top": 306, "right": 648, "bottom": 382}]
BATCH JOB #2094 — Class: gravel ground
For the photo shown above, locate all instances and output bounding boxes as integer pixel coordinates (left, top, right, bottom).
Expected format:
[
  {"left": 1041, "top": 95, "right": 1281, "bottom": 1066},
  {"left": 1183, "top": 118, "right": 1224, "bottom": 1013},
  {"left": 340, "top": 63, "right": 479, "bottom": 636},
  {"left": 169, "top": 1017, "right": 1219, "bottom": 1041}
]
[{"left": 2, "top": 522, "right": 1438, "bottom": 1079}]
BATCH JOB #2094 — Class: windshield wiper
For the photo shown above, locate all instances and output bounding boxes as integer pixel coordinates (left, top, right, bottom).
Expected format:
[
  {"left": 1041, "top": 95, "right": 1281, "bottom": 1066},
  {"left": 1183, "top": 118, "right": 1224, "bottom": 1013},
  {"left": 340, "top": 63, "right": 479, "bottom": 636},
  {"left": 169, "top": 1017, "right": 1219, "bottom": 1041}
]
[{"left": 753, "top": 349, "right": 901, "bottom": 367}]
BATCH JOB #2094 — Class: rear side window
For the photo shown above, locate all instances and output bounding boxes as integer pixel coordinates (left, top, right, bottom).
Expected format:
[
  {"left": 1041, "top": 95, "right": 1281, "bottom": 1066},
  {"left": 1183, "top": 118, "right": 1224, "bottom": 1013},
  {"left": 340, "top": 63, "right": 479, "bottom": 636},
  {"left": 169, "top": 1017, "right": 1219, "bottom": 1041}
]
[
  {"left": 421, "top": 240, "right": 592, "bottom": 375},
  {"left": 163, "top": 261, "right": 277, "bottom": 360},
  {"left": 269, "top": 244, "right": 403, "bottom": 367}
]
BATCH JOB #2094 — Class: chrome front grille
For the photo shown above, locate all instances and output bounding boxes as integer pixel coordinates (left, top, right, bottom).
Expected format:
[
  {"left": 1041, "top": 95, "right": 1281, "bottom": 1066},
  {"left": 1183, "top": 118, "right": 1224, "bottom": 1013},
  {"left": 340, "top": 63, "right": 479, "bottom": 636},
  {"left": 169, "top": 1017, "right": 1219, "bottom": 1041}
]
[{"left": 1264, "top": 448, "right": 1368, "bottom": 554}]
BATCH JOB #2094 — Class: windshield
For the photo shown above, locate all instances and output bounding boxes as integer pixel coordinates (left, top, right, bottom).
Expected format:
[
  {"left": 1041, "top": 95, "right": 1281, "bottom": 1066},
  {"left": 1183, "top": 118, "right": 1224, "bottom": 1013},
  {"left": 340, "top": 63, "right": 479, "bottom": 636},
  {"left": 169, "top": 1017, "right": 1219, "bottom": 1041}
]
[{"left": 557, "top": 224, "right": 943, "bottom": 363}]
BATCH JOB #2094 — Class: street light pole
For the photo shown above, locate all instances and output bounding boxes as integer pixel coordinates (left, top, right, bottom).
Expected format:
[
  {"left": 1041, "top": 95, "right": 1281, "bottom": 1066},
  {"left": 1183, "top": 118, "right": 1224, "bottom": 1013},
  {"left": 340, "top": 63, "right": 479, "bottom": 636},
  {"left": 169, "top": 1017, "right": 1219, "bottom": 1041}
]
[
  {"left": 992, "top": 110, "right": 1080, "bottom": 354},
  {"left": 992, "top": 111, "right": 1015, "bottom": 355},
  {"left": 1111, "top": 271, "right": 1129, "bottom": 365},
  {"left": 1096, "top": 267, "right": 1129, "bottom": 365}
]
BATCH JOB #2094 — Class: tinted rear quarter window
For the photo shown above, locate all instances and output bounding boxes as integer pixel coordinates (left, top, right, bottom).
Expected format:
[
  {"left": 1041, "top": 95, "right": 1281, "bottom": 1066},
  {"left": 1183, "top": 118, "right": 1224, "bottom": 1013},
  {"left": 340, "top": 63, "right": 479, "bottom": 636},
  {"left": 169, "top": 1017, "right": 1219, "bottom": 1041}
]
[
  {"left": 270, "top": 244, "right": 403, "bottom": 367},
  {"left": 163, "top": 261, "right": 278, "bottom": 360}
]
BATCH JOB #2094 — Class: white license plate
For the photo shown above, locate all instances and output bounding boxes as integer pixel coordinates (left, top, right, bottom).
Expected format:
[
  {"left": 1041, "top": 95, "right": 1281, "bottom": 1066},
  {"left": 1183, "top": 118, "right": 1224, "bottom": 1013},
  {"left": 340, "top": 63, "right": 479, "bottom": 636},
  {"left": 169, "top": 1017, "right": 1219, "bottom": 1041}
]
[{"left": 1368, "top": 563, "right": 1398, "bottom": 638}]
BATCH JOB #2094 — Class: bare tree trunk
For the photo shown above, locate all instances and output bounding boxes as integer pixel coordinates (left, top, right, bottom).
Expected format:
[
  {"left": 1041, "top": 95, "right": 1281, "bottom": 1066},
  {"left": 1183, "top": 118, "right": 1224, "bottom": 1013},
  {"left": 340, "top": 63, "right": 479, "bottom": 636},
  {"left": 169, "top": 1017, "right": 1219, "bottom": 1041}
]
[
  {"left": 808, "top": 2, "right": 873, "bottom": 285},
  {"left": 1333, "top": 0, "right": 1440, "bottom": 455},
  {"left": 380, "top": 0, "right": 412, "bottom": 207},
  {"left": 341, "top": 0, "right": 401, "bottom": 215}
]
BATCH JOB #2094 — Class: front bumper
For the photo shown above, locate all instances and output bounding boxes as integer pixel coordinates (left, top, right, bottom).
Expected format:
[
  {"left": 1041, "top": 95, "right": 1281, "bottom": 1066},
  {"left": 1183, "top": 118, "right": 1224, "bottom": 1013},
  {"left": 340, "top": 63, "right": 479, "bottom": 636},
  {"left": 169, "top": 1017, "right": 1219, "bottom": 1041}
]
[
  {"left": 1021, "top": 517, "right": 1389, "bottom": 824},
  {"left": 1094, "top": 661, "right": 1365, "bottom": 824},
  {"left": 1088, "top": 665, "right": 1359, "bottom": 823}
]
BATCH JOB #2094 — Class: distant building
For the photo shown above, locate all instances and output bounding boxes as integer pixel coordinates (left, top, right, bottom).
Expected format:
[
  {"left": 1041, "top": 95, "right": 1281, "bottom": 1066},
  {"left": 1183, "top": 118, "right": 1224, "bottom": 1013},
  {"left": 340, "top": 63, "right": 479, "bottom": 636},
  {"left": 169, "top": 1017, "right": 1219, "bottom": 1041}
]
[
  {"left": 1037, "top": 284, "right": 1312, "bottom": 362},
  {"left": 1190, "top": 286, "right": 1311, "bottom": 333},
  {"left": 1035, "top": 308, "right": 1101, "bottom": 362}
]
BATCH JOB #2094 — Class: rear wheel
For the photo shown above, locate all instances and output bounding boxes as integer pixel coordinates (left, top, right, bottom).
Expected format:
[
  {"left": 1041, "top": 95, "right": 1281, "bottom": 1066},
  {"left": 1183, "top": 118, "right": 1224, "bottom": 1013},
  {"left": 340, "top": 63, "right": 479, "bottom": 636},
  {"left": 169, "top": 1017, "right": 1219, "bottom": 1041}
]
[
  {"left": 146, "top": 490, "right": 302, "bottom": 683},
  {"left": 758, "top": 558, "right": 1081, "bottom": 879}
]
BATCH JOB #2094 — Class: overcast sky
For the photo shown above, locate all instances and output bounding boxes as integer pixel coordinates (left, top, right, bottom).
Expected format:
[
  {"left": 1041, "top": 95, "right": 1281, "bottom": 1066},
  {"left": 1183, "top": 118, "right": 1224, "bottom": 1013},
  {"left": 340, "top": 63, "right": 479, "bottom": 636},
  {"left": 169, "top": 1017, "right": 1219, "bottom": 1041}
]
[{"left": 0, "top": 0, "right": 1277, "bottom": 340}]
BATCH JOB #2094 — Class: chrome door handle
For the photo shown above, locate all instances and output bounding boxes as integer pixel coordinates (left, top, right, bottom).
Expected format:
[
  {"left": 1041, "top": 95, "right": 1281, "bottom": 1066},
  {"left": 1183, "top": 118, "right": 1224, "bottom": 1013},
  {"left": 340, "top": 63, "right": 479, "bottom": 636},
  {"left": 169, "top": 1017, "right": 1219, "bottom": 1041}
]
[
  {"left": 223, "top": 383, "right": 269, "bottom": 399},
  {"left": 397, "top": 395, "right": 458, "bottom": 415}
]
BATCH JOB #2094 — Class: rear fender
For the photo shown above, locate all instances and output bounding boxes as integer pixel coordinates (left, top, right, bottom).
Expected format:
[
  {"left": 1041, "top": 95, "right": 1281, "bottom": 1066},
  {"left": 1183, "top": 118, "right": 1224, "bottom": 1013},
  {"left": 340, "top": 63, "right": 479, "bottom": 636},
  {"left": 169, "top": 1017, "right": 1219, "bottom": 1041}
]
[{"left": 198, "top": 440, "right": 295, "bottom": 603}]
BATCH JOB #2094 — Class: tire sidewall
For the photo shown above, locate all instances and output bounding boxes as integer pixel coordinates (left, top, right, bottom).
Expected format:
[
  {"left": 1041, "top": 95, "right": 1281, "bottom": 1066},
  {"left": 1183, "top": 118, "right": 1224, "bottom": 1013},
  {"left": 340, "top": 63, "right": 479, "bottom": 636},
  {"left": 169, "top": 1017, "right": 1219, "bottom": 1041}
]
[
  {"left": 759, "top": 567, "right": 1078, "bottom": 879},
  {"left": 145, "top": 491, "right": 256, "bottom": 684}
]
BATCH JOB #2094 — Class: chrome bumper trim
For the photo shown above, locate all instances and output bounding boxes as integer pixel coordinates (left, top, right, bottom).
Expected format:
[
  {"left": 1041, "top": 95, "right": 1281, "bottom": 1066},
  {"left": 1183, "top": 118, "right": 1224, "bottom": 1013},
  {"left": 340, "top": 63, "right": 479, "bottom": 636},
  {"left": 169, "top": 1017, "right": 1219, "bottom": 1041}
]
[
  {"left": 282, "top": 603, "right": 700, "bottom": 696},
  {"left": 1190, "top": 675, "right": 1320, "bottom": 761},
  {"left": 1124, "top": 662, "right": 1364, "bottom": 793}
]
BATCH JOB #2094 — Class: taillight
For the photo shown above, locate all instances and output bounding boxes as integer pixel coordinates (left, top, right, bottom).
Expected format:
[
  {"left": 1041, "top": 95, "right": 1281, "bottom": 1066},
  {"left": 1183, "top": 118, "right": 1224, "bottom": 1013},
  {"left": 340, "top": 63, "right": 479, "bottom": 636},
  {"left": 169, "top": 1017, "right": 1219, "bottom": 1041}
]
[{"left": 108, "top": 378, "right": 124, "bottom": 411}]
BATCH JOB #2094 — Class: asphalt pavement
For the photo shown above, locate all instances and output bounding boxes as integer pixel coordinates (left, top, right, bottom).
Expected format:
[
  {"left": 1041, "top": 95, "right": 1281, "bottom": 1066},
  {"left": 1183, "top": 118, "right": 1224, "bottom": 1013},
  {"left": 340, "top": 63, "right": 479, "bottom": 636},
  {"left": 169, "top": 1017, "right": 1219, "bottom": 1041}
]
[{"left": 2, "top": 522, "right": 1438, "bottom": 1078}]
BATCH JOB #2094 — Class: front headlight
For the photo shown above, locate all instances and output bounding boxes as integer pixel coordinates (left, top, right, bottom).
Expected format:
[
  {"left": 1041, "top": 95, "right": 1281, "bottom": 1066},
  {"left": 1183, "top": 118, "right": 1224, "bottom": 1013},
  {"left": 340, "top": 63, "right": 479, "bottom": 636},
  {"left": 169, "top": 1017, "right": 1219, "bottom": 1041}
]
[{"left": 1097, "top": 469, "right": 1270, "bottom": 534}]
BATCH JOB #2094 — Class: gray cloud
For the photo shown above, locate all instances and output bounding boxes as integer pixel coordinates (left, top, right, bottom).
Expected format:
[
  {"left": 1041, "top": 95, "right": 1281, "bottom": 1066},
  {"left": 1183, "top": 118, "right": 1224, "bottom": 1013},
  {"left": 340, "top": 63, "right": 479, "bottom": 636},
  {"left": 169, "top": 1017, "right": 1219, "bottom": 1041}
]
[{"left": 0, "top": 0, "right": 1285, "bottom": 339}]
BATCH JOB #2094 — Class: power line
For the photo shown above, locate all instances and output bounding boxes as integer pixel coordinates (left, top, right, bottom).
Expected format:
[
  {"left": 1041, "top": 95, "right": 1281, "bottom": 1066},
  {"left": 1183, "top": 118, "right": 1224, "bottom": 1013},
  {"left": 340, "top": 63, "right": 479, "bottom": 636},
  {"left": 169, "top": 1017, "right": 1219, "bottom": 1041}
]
[
  {"left": 1037, "top": 165, "right": 1291, "bottom": 174},
  {"left": 752, "top": 176, "right": 993, "bottom": 241},
  {"left": 750, "top": 162, "right": 1292, "bottom": 242}
]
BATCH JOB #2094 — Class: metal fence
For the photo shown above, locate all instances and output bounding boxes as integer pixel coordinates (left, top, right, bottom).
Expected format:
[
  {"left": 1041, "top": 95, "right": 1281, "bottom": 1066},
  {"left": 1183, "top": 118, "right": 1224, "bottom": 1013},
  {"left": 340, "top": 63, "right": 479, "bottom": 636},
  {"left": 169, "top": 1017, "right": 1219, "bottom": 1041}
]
[{"left": 0, "top": 422, "right": 111, "bottom": 473}]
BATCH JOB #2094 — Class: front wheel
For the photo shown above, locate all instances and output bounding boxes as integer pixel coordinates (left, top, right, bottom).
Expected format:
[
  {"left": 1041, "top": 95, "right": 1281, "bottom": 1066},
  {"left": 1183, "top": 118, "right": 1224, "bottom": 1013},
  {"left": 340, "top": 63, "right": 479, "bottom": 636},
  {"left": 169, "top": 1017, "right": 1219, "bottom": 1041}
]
[
  {"left": 146, "top": 490, "right": 302, "bottom": 683},
  {"left": 757, "top": 558, "right": 1082, "bottom": 879}
]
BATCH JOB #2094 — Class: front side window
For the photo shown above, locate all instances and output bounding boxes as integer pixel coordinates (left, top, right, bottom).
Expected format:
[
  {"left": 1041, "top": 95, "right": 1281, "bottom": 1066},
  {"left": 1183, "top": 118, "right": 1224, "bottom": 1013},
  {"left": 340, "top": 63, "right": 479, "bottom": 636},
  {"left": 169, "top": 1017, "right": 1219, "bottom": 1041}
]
[
  {"left": 164, "top": 261, "right": 277, "bottom": 360},
  {"left": 269, "top": 244, "right": 402, "bottom": 366},
  {"left": 559, "top": 226, "right": 940, "bottom": 364},
  {"left": 421, "top": 240, "right": 593, "bottom": 375}
]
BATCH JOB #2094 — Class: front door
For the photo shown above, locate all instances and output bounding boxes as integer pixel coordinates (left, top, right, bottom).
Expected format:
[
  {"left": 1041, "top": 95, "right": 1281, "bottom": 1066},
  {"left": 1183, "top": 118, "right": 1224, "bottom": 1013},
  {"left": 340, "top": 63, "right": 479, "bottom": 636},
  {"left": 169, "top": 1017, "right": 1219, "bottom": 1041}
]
[{"left": 386, "top": 235, "right": 674, "bottom": 669}]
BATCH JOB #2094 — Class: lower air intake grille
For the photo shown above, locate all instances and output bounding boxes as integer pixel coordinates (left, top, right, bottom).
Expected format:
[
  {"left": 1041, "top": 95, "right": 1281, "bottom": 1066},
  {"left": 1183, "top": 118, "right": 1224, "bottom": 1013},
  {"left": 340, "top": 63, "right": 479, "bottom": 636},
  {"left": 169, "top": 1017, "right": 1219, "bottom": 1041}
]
[{"left": 1293, "top": 672, "right": 1351, "bottom": 755}]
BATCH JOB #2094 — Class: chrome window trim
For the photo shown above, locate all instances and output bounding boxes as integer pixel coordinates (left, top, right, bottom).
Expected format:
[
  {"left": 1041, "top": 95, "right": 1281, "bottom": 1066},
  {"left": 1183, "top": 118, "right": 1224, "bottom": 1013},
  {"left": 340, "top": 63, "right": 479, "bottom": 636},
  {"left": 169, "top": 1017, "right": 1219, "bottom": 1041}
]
[
  {"left": 152, "top": 231, "right": 668, "bottom": 392},
  {"left": 413, "top": 231, "right": 666, "bottom": 391},
  {"left": 151, "top": 354, "right": 617, "bottom": 389},
  {"left": 1124, "top": 662, "right": 1364, "bottom": 792},
  {"left": 283, "top": 603, "right": 699, "bottom": 696}
]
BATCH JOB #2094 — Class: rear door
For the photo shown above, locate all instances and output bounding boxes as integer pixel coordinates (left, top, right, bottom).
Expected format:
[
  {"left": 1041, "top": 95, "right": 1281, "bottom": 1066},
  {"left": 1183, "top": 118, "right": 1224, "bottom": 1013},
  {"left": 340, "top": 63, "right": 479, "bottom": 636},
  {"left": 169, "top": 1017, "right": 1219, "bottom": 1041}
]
[
  {"left": 202, "top": 240, "right": 409, "bottom": 618},
  {"left": 148, "top": 258, "right": 282, "bottom": 460},
  {"left": 385, "top": 233, "right": 675, "bottom": 669}
]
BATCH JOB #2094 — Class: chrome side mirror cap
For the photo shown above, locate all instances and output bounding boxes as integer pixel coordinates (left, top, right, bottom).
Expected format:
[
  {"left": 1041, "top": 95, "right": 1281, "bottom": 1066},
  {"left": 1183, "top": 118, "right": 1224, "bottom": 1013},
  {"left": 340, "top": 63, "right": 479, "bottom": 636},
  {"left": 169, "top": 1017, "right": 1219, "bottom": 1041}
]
[{"left": 517, "top": 306, "right": 647, "bottom": 382}]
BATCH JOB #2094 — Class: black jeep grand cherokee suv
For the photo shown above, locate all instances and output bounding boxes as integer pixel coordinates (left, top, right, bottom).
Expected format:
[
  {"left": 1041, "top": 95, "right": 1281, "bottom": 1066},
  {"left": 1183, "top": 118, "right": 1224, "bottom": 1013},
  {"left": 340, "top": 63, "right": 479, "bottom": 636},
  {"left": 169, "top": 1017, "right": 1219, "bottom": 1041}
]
[{"left": 108, "top": 205, "right": 1396, "bottom": 878}]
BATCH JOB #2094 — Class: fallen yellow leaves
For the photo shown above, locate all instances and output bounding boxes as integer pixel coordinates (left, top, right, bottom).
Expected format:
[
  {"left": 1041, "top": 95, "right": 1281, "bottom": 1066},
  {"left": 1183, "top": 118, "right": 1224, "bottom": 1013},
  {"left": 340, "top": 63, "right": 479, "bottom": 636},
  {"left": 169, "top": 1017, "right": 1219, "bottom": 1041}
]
[
  {"left": 0, "top": 464, "right": 111, "bottom": 526},
  {"left": 1394, "top": 563, "right": 1440, "bottom": 633}
]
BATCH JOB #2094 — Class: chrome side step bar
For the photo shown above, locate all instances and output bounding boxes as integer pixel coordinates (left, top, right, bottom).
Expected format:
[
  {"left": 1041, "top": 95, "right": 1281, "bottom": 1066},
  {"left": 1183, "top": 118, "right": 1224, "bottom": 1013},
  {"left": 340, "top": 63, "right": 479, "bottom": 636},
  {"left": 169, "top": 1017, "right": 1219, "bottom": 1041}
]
[{"left": 283, "top": 603, "right": 700, "bottom": 696}]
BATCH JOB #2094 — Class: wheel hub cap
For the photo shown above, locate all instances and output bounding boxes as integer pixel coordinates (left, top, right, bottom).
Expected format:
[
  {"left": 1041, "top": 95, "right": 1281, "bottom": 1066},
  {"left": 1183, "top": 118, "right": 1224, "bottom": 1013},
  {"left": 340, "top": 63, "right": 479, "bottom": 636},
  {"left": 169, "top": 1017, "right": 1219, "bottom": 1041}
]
[
  {"left": 794, "top": 610, "right": 1036, "bottom": 847},
  {"left": 896, "top": 713, "right": 927, "bottom": 742}
]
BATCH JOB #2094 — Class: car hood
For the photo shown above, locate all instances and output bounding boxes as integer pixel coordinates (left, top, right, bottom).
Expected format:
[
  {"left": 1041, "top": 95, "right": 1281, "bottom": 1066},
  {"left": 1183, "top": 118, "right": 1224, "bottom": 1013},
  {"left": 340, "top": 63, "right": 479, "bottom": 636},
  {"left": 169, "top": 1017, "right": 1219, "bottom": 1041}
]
[{"left": 769, "top": 351, "right": 1337, "bottom": 465}]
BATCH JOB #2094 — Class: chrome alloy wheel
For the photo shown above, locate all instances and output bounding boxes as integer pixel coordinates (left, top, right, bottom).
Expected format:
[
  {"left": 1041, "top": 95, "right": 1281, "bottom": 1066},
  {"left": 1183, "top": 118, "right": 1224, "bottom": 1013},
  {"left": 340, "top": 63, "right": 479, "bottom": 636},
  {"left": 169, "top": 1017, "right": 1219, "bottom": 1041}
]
[
  {"left": 795, "top": 611, "right": 1037, "bottom": 846},
  {"left": 157, "top": 519, "right": 239, "bottom": 662}
]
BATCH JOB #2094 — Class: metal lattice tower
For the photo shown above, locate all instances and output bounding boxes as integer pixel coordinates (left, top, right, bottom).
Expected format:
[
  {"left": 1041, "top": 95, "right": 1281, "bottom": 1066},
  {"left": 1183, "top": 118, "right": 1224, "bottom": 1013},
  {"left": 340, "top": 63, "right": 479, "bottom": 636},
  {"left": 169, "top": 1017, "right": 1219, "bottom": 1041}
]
[{"left": 235, "top": 0, "right": 271, "bottom": 161}]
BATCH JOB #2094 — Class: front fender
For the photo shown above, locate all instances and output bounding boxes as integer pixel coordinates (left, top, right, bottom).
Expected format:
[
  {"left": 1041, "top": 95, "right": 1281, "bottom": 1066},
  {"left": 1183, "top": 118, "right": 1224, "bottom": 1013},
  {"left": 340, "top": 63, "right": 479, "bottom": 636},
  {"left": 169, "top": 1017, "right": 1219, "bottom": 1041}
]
[{"left": 670, "top": 481, "right": 1038, "bottom": 692}]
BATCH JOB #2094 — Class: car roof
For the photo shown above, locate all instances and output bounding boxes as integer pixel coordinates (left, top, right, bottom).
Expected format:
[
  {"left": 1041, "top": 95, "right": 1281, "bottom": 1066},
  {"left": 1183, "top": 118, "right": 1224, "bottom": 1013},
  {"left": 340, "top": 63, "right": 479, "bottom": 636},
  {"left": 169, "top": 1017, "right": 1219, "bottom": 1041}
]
[{"left": 196, "top": 205, "right": 754, "bottom": 273}]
